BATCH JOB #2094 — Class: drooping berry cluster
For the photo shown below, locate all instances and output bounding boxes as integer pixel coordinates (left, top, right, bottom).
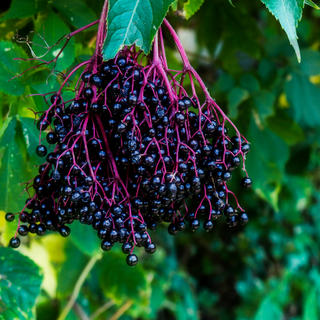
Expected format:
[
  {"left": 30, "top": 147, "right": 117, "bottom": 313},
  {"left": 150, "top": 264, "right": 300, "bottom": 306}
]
[{"left": 6, "top": 20, "right": 251, "bottom": 266}]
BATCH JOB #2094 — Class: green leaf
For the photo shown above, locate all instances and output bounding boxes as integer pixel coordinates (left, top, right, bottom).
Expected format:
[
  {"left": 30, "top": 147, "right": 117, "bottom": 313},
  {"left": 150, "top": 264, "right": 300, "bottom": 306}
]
[
  {"left": 0, "top": 41, "right": 28, "bottom": 96},
  {"left": 2, "top": 0, "right": 47, "bottom": 20},
  {"left": 266, "top": 110, "right": 305, "bottom": 145},
  {"left": 18, "top": 117, "right": 40, "bottom": 154},
  {"left": 33, "top": 10, "right": 75, "bottom": 71},
  {"left": 285, "top": 72, "right": 320, "bottom": 127},
  {"left": 71, "top": 223, "right": 101, "bottom": 257},
  {"left": 103, "top": 0, "right": 175, "bottom": 60},
  {"left": 227, "top": 87, "right": 249, "bottom": 118},
  {"left": 246, "top": 117, "right": 290, "bottom": 208},
  {"left": 184, "top": 0, "right": 205, "bottom": 19},
  {"left": 303, "top": 288, "right": 318, "bottom": 320},
  {"left": 52, "top": 0, "right": 97, "bottom": 29},
  {"left": 299, "top": 49, "right": 320, "bottom": 76},
  {"left": 0, "top": 247, "right": 43, "bottom": 320},
  {"left": 254, "top": 297, "right": 282, "bottom": 320},
  {"left": 240, "top": 74, "right": 260, "bottom": 93},
  {"left": 0, "top": 124, "right": 34, "bottom": 214},
  {"left": 0, "top": 117, "right": 17, "bottom": 150},
  {"left": 260, "top": 0, "right": 304, "bottom": 62},
  {"left": 253, "top": 90, "right": 275, "bottom": 123},
  {"left": 305, "top": 0, "right": 320, "bottom": 9},
  {"left": 99, "top": 251, "right": 147, "bottom": 303}
]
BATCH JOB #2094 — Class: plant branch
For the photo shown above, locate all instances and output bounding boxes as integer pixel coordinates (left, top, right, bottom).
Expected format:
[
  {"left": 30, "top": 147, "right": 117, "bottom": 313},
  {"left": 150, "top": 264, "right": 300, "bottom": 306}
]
[
  {"left": 57, "top": 254, "right": 101, "bottom": 320},
  {"left": 89, "top": 300, "right": 115, "bottom": 320},
  {"left": 109, "top": 301, "right": 133, "bottom": 320}
]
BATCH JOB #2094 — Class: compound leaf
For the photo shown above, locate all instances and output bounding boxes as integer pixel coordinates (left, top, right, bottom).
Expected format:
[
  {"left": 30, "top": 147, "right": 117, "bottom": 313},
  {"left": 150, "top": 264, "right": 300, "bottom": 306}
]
[
  {"left": 103, "top": 0, "right": 175, "bottom": 60},
  {"left": 260, "top": 0, "right": 304, "bottom": 62},
  {"left": 0, "top": 247, "right": 43, "bottom": 320}
]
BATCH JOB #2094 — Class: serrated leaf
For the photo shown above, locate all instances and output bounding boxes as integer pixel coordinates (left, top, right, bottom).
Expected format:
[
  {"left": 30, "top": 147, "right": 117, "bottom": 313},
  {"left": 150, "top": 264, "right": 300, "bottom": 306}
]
[
  {"left": 103, "top": 0, "right": 175, "bottom": 60},
  {"left": 1, "top": 0, "right": 47, "bottom": 20},
  {"left": 0, "top": 247, "right": 43, "bottom": 320},
  {"left": 184, "top": 0, "right": 205, "bottom": 19},
  {"left": 285, "top": 72, "right": 320, "bottom": 127},
  {"left": 261, "top": 0, "right": 304, "bottom": 62},
  {"left": 98, "top": 251, "right": 147, "bottom": 303},
  {"left": 305, "top": 0, "right": 320, "bottom": 9},
  {"left": 0, "top": 41, "right": 28, "bottom": 96},
  {"left": 32, "top": 10, "right": 75, "bottom": 72},
  {"left": 52, "top": 0, "right": 97, "bottom": 29}
]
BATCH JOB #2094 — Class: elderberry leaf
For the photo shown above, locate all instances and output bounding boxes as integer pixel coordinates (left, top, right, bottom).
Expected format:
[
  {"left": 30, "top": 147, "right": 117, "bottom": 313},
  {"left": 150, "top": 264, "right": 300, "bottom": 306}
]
[
  {"left": 305, "top": 0, "right": 320, "bottom": 9},
  {"left": 0, "top": 41, "right": 28, "bottom": 96},
  {"left": 260, "top": 0, "right": 303, "bottom": 62},
  {"left": 254, "top": 296, "right": 282, "bottom": 320},
  {"left": 0, "top": 247, "right": 43, "bottom": 320},
  {"left": 52, "top": 0, "right": 97, "bottom": 29},
  {"left": 253, "top": 90, "right": 276, "bottom": 124},
  {"left": 1, "top": 0, "right": 47, "bottom": 20},
  {"left": 19, "top": 117, "right": 49, "bottom": 161},
  {"left": 266, "top": 110, "right": 305, "bottom": 145},
  {"left": 184, "top": 0, "right": 205, "bottom": 19},
  {"left": 246, "top": 118, "right": 290, "bottom": 209},
  {"left": 71, "top": 223, "right": 101, "bottom": 257},
  {"left": 98, "top": 251, "right": 147, "bottom": 303},
  {"left": 103, "top": 0, "right": 175, "bottom": 60},
  {"left": 32, "top": 10, "right": 75, "bottom": 72},
  {"left": 0, "top": 130, "right": 33, "bottom": 215},
  {"left": 227, "top": 87, "right": 249, "bottom": 119},
  {"left": 302, "top": 288, "right": 318, "bottom": 320},
  {"left": 285, "top": 72, "right": 320, "bottom": 128}
]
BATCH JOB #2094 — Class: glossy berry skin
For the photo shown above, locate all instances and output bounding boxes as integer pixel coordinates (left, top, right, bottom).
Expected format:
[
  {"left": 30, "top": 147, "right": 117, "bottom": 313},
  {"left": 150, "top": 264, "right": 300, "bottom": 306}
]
[
  {"left": 36, "top": 224, "right": 46, "bottom": 236},
  {"left": 122, "top": 242, "right": 133, "bottom": 254},
  {"left": 203, "top": 220, "right": 214, "bottom": 232},
  {"left": 82, "top": 71, "right": 91, "bottom": 83},
  {"left": 36, "top": 145, "right": 47, "bottom": 157},
  {"left": 145, "top": 242, "right": 156, "bottom": 254},
  {"left": 241, "top": 177, "right": 252, "bottom": 189},
  {"left": 46, "top": 132, "right": 57, "bottom": 144},
  {"left": 18, "top": 225, "right": 29, "bottom": 236},
  {"left": 168, "top": 223, "right": 179, "bottom": 236},
  {"left": 101, "top": 240, "right": 114, "bottom": 251},
  {"left": 5, "top": 213, "right": 14, "bottom": 222},
  {"left": 126, "top": 254, "right": 138, "bottom": 267},
  {"left": 240, "top": 212, "right": 249, "bottom": 225},
  {"left": 189, "top": 218, "right": 200, "bottom": 231},
  {"left": 59, "top": 226, "right": 71, "bottom": 237},
  {"left": 224, "top": 205, "right": 235, "bottom": 217},
  {"left": 10, "top": 237, "right": 20, "bottom": 249}
]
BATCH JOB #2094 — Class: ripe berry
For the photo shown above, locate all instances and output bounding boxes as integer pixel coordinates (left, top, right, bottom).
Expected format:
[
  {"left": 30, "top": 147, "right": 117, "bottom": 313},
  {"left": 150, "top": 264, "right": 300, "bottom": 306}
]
[
  {"left": 189, "top": 218, "right": 200, "bottom": 231},
  {"left": 240, "top": 212, "right": 249, "bottom": 225},
  {"left": 145, "top": 242, "right": 156, "bottom": 254},
  {"left": 241, "top": 177, "right": 252, "bottom": 189},
  {"left": 122, "top": 242, "right": 133, "bottom": 254},
  {"left": 9, "top": 237, "right": 20, "bottom": 249},
  {"left": 101, "top": 240, "right": 114, "bottom": 251},
  {"left": 5, "top": 213, "right": 14, "bottom": 222},
  {"left": 36, "top": 145, "right": 47, "bottom": 157},
  {"left": 203, "top": 220, "right": 214, "bottom": 232},
  {"left": 18, "top": 225, "right": 29, "bottom": 236},
  {"left": 59, "top": 226, "right": 71, "bottom": 237},
  {"left": 126, "top": 254, "right": 138, "bottom": 267}
]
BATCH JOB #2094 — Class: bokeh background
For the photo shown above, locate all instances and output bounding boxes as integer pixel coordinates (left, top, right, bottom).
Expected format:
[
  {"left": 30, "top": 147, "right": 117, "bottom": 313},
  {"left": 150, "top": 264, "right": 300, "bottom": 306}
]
[{"left": 1, "top": 0, "right": 320, "bottom": 319}]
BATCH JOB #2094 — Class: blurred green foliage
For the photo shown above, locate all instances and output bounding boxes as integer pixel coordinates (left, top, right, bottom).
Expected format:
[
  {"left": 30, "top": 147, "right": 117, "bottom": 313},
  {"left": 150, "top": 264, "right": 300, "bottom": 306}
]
[{"left": 1, "top": 0, "right": 320, "bottom": 319}]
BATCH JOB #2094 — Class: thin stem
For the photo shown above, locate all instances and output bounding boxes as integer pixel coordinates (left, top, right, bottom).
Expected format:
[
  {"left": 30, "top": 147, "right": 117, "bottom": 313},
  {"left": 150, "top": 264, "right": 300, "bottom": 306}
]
[
  {"left": 57, "top": 254, "right": 101, "bottom": 320},
  {"left": 109, "top": 301, "right": 133, "bottom": 320},
  {"left": 89, "top": 300, "right": 115, "bottom": 320}
]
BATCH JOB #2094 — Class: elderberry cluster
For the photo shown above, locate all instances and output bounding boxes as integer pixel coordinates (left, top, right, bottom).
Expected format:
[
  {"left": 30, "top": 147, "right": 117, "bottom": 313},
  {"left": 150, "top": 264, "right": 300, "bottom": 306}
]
[{"left": 6, "top": 45, "right": 251, "bottom": 266}]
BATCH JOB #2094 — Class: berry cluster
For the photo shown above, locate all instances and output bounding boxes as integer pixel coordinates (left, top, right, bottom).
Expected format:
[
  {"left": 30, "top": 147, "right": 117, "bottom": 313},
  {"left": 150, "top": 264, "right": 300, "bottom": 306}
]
[{"left": 6, "top": 21, "right": 251, "bottom": 266}]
